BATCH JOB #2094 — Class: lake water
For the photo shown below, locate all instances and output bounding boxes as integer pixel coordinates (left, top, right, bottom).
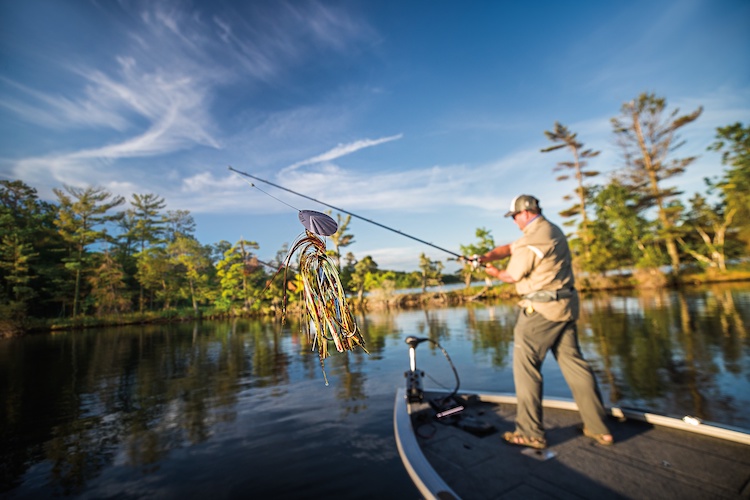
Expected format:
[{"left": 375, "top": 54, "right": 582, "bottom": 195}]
[{"left": 1, "top": 283, "right": 749, "bottom": 499}]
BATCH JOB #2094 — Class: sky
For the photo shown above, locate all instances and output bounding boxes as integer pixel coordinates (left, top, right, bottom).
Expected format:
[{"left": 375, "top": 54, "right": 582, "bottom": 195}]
[{"left": 1, "top": 0, "right": 749, "bottom": 272}]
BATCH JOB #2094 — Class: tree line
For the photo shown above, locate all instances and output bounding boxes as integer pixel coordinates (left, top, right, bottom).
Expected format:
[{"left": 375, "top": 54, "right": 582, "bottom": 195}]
[
  {"left": 1, "top": 92, "right": 748, "bottom": 331},
  {"left": 0, "top": 181, "right": 447, "bottom": 330}
]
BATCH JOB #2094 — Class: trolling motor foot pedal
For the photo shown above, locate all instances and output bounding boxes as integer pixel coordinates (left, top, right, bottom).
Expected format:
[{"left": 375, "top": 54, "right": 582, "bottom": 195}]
[{"left": 457, "top": 416, "right": 497, "bottom": 437}]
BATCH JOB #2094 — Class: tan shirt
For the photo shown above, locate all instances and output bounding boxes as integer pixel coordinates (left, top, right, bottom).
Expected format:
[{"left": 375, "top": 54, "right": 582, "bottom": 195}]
[{"left": 505, "top": 215, "right": 579, "bottom": 322}]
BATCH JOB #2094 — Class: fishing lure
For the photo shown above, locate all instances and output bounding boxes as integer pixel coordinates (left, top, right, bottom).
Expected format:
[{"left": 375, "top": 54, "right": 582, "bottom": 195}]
[
  {"left": 282, "top": 230, "right": 367, "bottom": 385},
  {"left": 230, "top": 166, "right": 369, "bottom": 383}
]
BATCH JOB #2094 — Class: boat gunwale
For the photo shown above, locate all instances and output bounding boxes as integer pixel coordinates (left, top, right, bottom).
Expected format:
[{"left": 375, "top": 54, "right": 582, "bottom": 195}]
[{"left": 393, "top": 389, "right": 460, "bottom": 500}]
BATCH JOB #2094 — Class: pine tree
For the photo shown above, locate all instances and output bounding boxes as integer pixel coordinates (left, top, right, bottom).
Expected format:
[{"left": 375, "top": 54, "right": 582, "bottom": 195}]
[
  {"left": 611, "top": 93, "right": 702, "bottom": 275},
  {"left": 541, "top": 122, "right": 600, "bottom": 264},
  {"left": 53, "top": 185, "right": 125, "bottom": 318},
  {"left": 129, "top": 193, "right": 166, "bottom": 313}
]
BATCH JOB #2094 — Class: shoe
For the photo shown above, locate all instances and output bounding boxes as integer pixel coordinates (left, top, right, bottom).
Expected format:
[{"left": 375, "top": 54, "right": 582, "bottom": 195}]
[
  {"left": 502, "top": 431, "right": 547, "bottom": 449},
  {"left": 582, "top": 427, "right": 614, "bottom": 446}
]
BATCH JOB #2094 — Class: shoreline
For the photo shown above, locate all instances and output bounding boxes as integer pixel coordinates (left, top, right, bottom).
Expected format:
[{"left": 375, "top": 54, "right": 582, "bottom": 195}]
[{"left": 4, "top": 270, "right": 750, "bottom": 338}]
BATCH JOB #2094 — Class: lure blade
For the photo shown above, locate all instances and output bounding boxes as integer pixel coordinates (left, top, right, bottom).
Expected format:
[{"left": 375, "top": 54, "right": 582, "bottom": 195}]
[{"left": 298, "top": 210, "right": 338, "bottom": 236}]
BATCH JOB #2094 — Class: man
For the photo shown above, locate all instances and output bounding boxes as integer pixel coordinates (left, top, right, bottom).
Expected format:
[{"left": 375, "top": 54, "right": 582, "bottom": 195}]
[{"left": 475, "top": 194, "right": 613, "bottom": 449}]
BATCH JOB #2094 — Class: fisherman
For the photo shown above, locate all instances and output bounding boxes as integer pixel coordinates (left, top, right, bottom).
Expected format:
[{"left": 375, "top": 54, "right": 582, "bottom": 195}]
[{"left": 475, "top": 194, "right": 613, "bottom": 449}]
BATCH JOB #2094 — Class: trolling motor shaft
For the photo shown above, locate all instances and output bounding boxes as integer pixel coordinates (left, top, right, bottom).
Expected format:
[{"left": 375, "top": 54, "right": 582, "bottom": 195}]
[{"left": 404, "top": 336, "right": 429, "bottom": 402}]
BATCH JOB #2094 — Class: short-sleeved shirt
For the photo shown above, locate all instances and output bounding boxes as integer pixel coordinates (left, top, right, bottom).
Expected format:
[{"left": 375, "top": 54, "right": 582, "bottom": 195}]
[{"left": 505, "top": 215, "right": 579, "bottom": 322}]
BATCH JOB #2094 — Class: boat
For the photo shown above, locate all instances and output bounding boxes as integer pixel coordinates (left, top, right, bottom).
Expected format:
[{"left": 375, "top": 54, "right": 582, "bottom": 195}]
[{"left": 394, "top": 336, "right": 750, "bottom": 499}]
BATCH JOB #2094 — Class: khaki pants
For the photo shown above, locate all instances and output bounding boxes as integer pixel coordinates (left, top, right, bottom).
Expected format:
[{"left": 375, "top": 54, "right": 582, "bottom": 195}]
[{"left": 512, "top": 308, "right": 610, "bottom": 438}]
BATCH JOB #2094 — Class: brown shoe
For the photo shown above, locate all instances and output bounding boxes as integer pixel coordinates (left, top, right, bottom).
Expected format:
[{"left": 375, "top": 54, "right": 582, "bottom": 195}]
[
  {"left": 583, "top": 427, "right": 614, "bottom": 446},
  {"left": 502, "top": 431, "right": 547, "bottom": 449}
]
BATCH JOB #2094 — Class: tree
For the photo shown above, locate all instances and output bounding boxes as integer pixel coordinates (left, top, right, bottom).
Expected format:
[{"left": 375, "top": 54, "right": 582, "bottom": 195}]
[
  {"left": 611, "top": 92, "right": 702, "bottom": 275},
  {"left": 349, "top": 256, "right": 378, "bottom": 302},
  {"left": 88, "top": 250, "right": 131, "bottom": 316},
  {"left": 541, "top": 122, "right": 600, "bottom": 263},
  {"left": 136, "top": 247, "right": 176, "bottom": 310},
  {"left": 708, "top": 122, "right": 750, "bottom": 250},
  {"left": 459, "top": 228, "right": 495, "bottom": 288},
  {"left": 325, "top": 211, "right": 355, "bottom": 270},
  {"left": 130, "top": 194, "right": 166, "bottom": 251},
  {"left": 128, "top": 193, "right": 166, "bottom": 313},
  {"left": 418, "top": 253, "right": 444, "bottom": 293},
  {"left": 339, "top": 251, "right": 357, "bottom": 291},
  {"left": 215, "top": 238, "right": 261, "bottom": 313},
  {"left": 168, "top": 235, "right": 212, "bottom": 315},
  {"left": 53, "top": 185, "right": 125, "bottom": 318},
  {"left": 678, "top": 193, "right": 736, "bottom": 272},
  {"left": 0, "top": 234, "right": 38, "bottom": 320},
  {"left": 0, "top": 180, "right": 58, "bottom": 320},
  {"left": 163, "top": 209, "right": 195, "bottom": 242},
  {"left": 588, "top": 179, "right": 661, "bottom": 272}
]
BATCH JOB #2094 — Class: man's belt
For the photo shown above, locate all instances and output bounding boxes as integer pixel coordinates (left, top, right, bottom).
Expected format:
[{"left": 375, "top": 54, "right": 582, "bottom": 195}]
[{"left": 523, "top": 288, "right": 575, "bottom": 303}]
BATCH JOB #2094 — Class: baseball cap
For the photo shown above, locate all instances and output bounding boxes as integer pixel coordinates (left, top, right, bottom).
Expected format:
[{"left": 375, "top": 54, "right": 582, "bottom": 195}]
[{"left": 504, "top": 194, "right": 540, "bottom": 217}]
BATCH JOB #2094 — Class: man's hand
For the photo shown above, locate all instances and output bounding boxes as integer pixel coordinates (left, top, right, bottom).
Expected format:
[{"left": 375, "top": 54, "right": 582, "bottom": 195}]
[
  {"left": 470, "top": 254, "right": 481, "bottom": 270},
  {"left": 485, "top": 263, "right": 516, "bottom": 283},
  {"left": 459, "top": 255, "right": 482, "bottom": 270}
]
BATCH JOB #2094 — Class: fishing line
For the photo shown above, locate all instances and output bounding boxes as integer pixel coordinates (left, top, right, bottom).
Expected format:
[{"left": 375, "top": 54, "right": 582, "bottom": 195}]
[
  {"left": 228, "top": 166, "right": 469, "bottom": 260},
  {"left": 423, "top": 338, "right": 460, "bottom": 401},
  {"left": 232, "top": 172, "right": 301, "bottom": 212},
  {"left": 232, "top": 169, "right": 339, "bottom": 236}
]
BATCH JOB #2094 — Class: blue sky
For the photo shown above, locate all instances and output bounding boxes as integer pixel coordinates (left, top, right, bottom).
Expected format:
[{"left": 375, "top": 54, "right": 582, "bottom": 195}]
[{"left": 1, "top": 0, "right": 748, "bottom": 272}]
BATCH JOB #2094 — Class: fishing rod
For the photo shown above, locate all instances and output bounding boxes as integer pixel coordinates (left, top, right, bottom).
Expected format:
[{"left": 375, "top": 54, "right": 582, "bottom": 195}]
[{"left": 228, "top": 166, "right": 470, "bottom": 261}]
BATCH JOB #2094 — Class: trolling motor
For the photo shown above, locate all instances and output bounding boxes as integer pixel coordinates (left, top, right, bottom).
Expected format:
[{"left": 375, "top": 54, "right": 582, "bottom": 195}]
[
  {"left": 403, "top": 336, "right": 496, "bottom": 436},
  {"left": 404, "top": 336, "right": 428, "bottom": 402},
  {"left": 404, "top": 336, "right": 464, "bottom": 417}
]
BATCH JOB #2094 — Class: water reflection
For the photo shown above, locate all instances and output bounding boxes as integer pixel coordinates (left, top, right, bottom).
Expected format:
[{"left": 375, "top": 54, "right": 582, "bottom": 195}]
[
  {"left": 1, "top": 284, "right": 748, "bottom": 497},
  {"left": 575, "top": 286, "right": 750, "bottom": 426}
]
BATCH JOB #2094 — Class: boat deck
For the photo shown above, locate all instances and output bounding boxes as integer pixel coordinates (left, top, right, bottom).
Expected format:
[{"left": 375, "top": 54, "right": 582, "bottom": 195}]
[{"left": 397, "top": 390, "right": 750, "bottom": 499}]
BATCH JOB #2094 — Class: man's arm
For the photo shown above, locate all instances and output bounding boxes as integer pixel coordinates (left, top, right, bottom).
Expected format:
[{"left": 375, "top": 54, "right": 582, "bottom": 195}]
[{"left": 477, "top": 244, "right": 511, "bottom": 264}]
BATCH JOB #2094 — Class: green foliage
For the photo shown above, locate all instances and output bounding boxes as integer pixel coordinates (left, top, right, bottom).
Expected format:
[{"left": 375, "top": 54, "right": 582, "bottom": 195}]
[
  {"left": 678, "top": 192, "right": 742, "bottom": 272},
  {"left": 587, "top": 180, "right": 664, "bottom": 272},
  {"left": 0, "top": 180, "right": 62, "bottom": 320},
  {"left": 349, "top": 255, "right": 378, "bottom": 301},
  {"left": 136, "top": 247, "right": 176, "bottom": 310},
  {"left": 168, "top": 235, "right": 212, "bottom": 314},
  {"left": 214, "top": 238, "right": 264, "bottom": 314},
  {"left": 418, "top": 253, "right": 444, "bottom": 292},
  {"left": 88, "top": 251, "right": 131, "bottom": 316},
  {"left": 708, "top": 122, "right": 750, "bottom": 249}
]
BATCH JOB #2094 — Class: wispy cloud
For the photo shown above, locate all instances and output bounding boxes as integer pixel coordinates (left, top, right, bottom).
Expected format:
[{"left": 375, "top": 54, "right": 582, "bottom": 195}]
[
  {"left": 3, "top": 1, "right": 375, "bottom": 196},
  {"left": 281, "top": 134, "right": 403, "bottom": 174},
  {"left": 0, "top": 77, "right": 132, "bottom": 131}
]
